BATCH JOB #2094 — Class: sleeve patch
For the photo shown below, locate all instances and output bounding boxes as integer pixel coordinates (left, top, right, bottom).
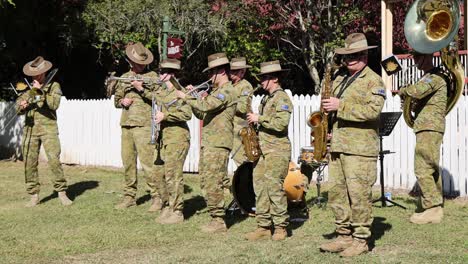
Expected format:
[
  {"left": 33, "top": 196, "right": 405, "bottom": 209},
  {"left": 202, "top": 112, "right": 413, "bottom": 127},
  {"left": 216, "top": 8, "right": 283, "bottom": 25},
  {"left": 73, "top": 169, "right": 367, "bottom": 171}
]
[
  {"left": 242, "top": 91, "right": 250, "bottom": 96},
  {"left": 372, "top": 87, "right": 386, "bottom": 98},
  {"left": 216, "top": 93, "right": 225, "bottom": 101},
  {"left": 280, "top": 105, "right": 290, "bottom": 111},
  {"left": 422, "top": 76, "right": 432, "bottom": 84}
]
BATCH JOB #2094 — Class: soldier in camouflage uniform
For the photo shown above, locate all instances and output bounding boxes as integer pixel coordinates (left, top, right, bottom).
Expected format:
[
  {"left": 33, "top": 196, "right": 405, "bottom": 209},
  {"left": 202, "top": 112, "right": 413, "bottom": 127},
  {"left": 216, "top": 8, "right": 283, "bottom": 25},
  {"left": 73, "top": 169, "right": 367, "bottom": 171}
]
[
  {"left": 16, "top": 56, "right": 73, "bottom": 207},
  {"left": 398, "top": 51, "right": 447, "bottom": 225},
  {"left": 114, "top": 42, "right": 160, "bottom": 210},
  {"left": 175, "top": 53, "right": 236, "bottom": 233},
  {"left": 319, "top": 33, "right": 386, "bottom": 257},
  {"left": 152, "top": 59, "right": 192, "bottom": 224},
  {"left": 226, "top": 57, "right": 253, "bottom": 193},
  {"left": 245, "top": 60, "right": 292, "bottom": 241}
]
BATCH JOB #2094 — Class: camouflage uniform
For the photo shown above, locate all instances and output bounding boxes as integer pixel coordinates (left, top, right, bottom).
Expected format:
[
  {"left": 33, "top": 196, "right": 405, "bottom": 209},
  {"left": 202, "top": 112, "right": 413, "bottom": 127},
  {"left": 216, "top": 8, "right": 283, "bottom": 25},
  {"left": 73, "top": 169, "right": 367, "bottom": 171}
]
[
  {"left": 15, "top": 82, "right": 68, "bottom": 195},
  {"left": 224, "top": 79, "right": 254, "bottom": 190},
  {"left": 114, "top": 71, "right": 159, "bottom": 198},
  {"left": 400, "top": 68, "right": 447, "bottom": 209},
  {"left": 182, "top": 81, "right": 236, "bottom": 219},
  {"left": 152, "top": 83, "right": 192, "bottom": 213},
  {"left": 329, "top": 66, "right": 385, "bottom": 239},
  {"left": 254, "top": 87, "right": 292, "bottom": 228}
]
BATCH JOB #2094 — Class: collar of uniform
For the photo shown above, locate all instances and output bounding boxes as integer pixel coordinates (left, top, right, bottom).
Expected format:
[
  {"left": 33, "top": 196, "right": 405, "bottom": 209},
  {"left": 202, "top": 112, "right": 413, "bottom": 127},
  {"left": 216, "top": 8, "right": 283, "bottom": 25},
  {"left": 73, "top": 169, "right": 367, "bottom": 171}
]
[
  {"left": 269, "top": 87, "right": 283, "bottom": 97},
  {"left": 233, "top": 79, "right": 244, "bottom": 87},
  {"left": 214, "top": 80, "right": 232, "bottom": 91},
  {"left": 347, "top": 65, "right": 370, "bottom": 79}
]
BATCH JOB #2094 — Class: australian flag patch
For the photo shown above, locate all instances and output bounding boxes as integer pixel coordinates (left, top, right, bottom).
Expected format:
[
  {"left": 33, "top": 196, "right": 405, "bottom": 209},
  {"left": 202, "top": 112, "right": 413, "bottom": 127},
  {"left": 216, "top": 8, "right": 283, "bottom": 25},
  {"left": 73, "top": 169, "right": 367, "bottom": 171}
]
[
  {"left": 281, "top": 105, "right": 289, "bottom": 111},
  {"left": 216, "top": 93, "right": 225, "bottom": 101}
]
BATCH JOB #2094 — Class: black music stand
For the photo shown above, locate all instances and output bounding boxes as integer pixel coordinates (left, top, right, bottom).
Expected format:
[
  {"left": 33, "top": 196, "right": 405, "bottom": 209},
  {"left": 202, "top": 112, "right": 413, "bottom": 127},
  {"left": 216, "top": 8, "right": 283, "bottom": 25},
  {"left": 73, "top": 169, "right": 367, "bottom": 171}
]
[{"left": 373, "top": 112, "right": 407, "bottom": 209}]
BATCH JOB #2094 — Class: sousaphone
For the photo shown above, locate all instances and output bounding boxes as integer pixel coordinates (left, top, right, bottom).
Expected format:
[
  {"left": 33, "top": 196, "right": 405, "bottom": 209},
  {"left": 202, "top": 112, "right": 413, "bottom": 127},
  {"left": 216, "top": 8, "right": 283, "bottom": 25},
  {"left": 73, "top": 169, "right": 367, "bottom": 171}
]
[{"left": 403, "top": 0, "right": 465, "bottom": 127}]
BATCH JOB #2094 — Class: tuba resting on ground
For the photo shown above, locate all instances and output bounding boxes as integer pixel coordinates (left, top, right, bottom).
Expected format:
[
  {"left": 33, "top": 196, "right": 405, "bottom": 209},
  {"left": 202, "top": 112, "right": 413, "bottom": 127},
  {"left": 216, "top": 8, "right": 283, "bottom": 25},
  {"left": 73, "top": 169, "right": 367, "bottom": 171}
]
[
  {"left": 403, "top": 0, "right": 465, "bottom": 128},
  {"left": 306, "top": 64, "right": 333, "bottom": 163}
]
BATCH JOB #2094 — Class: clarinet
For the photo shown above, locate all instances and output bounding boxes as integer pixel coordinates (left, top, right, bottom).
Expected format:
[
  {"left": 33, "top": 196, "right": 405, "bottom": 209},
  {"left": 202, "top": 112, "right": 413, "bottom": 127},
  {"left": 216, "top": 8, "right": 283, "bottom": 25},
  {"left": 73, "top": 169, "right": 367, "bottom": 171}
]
[{"left": 149, "top": 94, "right": 161, "bottom": 145}]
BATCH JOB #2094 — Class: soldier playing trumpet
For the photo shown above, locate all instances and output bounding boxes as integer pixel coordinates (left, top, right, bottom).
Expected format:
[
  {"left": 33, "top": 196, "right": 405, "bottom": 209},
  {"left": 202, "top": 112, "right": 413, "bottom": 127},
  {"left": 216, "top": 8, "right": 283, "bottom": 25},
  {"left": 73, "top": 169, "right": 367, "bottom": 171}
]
[
  {"left": 152, "top": 59, "right": 192, "bottom": 224},
  {"left": 113, "top": 42, "right": 160, "bottom": 210}
]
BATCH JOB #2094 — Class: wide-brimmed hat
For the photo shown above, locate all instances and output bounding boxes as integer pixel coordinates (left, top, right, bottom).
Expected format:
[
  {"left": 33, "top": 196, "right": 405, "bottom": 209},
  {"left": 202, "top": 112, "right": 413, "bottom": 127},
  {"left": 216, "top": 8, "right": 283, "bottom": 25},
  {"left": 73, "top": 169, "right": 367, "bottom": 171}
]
[
  {"left": 230, "top": 57, "right": 252, "bottom": 70},
  {"left": 335, "top": 33, "right": 377, "bottom": 55},
  {"left": 159, "top": 58, "right": 181, "bottom": 71},
  {"left": 203, "top": 52, "right": 230, "bottom": 72},
  {"left": 257, "top": 60, "right": 289, "bottom": 76},
  {"left": 23, "top": 56, "right": 52, "bottom": 76},
  {"left": 125, "top": 42, "right": 154, "bottom": 65}
]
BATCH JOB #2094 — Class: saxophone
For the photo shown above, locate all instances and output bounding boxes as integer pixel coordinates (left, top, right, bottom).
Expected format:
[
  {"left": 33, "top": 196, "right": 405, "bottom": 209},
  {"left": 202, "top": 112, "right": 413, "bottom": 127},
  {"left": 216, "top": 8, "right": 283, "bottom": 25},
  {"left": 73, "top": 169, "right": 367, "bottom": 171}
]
[
  {"left": 306, "top": 64, "right": 332, "bottom": 163},
  {"left": 239, "top": 87, "right": 262, "bottom": 162}
]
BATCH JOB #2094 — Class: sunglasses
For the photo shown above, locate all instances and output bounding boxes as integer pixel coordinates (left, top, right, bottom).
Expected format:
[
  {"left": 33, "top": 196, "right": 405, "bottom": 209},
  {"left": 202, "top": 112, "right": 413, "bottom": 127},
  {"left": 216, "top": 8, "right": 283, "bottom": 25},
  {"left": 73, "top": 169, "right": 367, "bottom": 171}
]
[{"left": 343, "top": 52, "right": 367, "bottom": 61}]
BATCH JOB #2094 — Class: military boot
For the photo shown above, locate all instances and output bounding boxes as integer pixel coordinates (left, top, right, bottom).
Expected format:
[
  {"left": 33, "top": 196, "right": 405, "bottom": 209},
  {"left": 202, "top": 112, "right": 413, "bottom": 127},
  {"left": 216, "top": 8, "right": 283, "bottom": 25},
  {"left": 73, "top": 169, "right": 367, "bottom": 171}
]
[
  {"left": 245, "top": 227, "right": 271, "bottom": 241},
  {"left": 339, "top": 238, "right": 369, "bottom": 257},
  {"left": 58, "top": 191, "right": 73, "bottom": 206},
  {"left": 272, "top": 227, "right": 287, "bottom": 241},
  {"left": 319, "top": 235, "right": 353, "bottom": 253},
  {"left": 148, "top": 197, "right": 163, "bottom": 212},
  {"left": 200, "top": 218, "right": 227, "bottom": 233},
  {"left": 114, "top": 196, "right": 136, "bottom": 210},
  {"left": 410, "top": 206, "right": 443, "bottom": 224},
  {"left": 159, "top": 210, "right": 184, "bottom": 225},
  {"left": 25, "top": 194, "right": 39, "bottom": 208}
]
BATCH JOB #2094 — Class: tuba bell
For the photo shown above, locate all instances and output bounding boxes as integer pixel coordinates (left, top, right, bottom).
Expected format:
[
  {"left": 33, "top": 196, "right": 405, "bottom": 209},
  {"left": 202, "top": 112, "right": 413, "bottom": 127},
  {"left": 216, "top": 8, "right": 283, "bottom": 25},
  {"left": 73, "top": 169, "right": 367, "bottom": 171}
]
[{"left": 403, "top": 0, "right": 465, "bottom": 127}]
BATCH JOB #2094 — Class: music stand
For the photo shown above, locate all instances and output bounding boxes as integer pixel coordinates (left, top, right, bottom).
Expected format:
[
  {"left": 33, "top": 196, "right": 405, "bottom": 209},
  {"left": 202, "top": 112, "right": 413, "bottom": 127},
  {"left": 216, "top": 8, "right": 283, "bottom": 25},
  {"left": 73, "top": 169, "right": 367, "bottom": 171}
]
[{"left": 373, "top": 112, "right": 407, "bottom": 209}]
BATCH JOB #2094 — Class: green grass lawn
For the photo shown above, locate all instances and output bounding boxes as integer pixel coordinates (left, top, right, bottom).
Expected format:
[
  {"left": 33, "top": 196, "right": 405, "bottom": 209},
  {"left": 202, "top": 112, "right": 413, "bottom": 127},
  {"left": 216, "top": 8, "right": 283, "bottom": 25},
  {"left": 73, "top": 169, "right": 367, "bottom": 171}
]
[{"left": 0, "top": 161, "right": 467, "bottom": 264}]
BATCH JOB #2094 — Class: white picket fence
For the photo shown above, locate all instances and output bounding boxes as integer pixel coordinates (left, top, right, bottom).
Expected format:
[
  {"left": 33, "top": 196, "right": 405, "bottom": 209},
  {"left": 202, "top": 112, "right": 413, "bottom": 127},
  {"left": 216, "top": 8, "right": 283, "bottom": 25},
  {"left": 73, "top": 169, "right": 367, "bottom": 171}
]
[{"left": 1, "top": 56, "right": 467, "bottom": 197}]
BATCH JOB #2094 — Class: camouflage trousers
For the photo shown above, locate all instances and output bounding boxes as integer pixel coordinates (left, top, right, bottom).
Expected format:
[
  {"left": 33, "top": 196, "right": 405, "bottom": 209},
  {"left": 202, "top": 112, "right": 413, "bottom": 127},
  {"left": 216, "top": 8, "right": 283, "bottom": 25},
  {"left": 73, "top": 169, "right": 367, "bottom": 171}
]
[
  {"left": 153, "top": 142, "right": 190, "bottom": 212},
  {"left": 328, "top": 153, "right": 377, "bottom": 239},
  {"left": 224, "top": 139, "right": 246, "bottom": 189},
  {"left": 253, "top": 152, "right": 289, "bottom": 228},
  {"left": 121, "top": 126, "right": 156, "bottom": 198},
  {"left": 199, "top": 146, "right": 230, "bottom": 218},
  {"left": 22, "top": 128, "right": 67, "bottom": 195},
  {"left": 415, "top": 131, "right": 443, "bottom": 209}
]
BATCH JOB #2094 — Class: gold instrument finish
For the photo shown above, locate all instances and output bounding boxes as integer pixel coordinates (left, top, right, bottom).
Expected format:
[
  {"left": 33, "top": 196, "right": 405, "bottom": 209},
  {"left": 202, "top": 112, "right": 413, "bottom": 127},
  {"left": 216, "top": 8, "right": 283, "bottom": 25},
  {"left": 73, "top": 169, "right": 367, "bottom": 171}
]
[
  {"left": 239, "top": 87, "right": 262, "bottom": 162},
  {"left": 283, "top": 162, "right": 305, "bottom": 202},
  {"left": 307, "top": 65, "right": 332, "bottom": 163},
  {"left": 403, "top": 0, "right": 465, "bottom": 128}
]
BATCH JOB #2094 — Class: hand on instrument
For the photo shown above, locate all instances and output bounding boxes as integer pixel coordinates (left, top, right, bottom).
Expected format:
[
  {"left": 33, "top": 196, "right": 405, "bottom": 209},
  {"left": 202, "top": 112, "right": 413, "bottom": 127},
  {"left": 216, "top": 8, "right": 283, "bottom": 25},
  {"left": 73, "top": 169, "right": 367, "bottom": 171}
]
[
  {"left": 155, "top": 111, "right": 165, "bottom": 123},
  {"left": 131, "top": 80, "right": 144, "bottom": 92},
  {"left": 32, "top": 80, "right": 42, "bottom": 89},
  {"left": 175, "top": 90, "right": 186, "bottom": 99},
  {"left": 121, "top": 98, "right": 133, "bottom": 107},
  {"left": 322, "top": 97, "right": 340, "bottom": 112},
  {"left": 199, "top": 91, "right": 208, "bottom": 99},
  {"left": 247, "top": 113, "right": 259, "bottom": 124},
  {"left": 327, "top": 133, "right": 332, "bottom": 140},
  {"left": 19, "top": 100, "right": 29, "bottom": 110}
]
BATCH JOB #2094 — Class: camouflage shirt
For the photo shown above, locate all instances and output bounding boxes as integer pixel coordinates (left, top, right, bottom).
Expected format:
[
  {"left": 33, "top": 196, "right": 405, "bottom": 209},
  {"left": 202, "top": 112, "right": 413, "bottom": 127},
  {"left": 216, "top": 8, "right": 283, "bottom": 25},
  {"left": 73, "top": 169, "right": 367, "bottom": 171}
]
[
  {"left": 114, "top": 70, "right": 159, "bottom": 127},
  {"left": 330, "top": 66, "right": 386, "bottom": 157},
  {"left": 183, "top": 81, "right": 236, "bottom": 150},
  {"left": 400, "top": 68, "right": 447, "bottom": 133},
  {"left": 232, "top": 79, "right": 254, "bottom": 151},
  {"left": 155, "top": 82, "right": 192, "bottom": 146},
  {"left": 257, "top": 87, "right": 292, "bottom": 155},
  {"left": 15, "top": 82, "right": 62, "bottom": 136}
]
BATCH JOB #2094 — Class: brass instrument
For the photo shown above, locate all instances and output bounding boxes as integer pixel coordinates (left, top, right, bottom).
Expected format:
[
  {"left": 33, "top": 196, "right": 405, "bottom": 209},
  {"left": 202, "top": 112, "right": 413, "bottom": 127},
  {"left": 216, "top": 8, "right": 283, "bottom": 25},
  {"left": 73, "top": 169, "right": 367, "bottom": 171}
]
[
  {"left": 403, "top": 0, "right": 465, "bottom": 127},
  {"left": 105, "top": 74, "right": 163, "bottom": 98},
  {"left": 307, "top": 64, "right": 333, "bottom": 163},
  {"left": 239, "top": 87, "right": 262, "bottom": 162},
  {"left": 165, "top": 77, "right": 212, "bottom": 107}
]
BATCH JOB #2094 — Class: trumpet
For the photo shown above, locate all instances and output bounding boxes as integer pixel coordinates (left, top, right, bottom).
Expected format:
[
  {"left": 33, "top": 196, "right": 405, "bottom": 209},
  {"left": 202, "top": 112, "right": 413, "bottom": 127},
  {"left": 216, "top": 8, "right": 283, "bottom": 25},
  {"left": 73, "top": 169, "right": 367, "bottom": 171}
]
[
  {"left": 165, "top": 78, "right": 212, "bottom": 107},
  {"left": 105, "top": 75, "right": 163, "bottom": 85}
]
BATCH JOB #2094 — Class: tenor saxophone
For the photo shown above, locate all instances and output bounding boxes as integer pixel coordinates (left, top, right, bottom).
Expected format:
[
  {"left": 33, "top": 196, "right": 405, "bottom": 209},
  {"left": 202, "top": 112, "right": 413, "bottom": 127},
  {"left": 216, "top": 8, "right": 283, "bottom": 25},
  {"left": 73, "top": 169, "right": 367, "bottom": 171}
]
[{"left": 239, "top": 87, "right": 262, "bottom": 162}]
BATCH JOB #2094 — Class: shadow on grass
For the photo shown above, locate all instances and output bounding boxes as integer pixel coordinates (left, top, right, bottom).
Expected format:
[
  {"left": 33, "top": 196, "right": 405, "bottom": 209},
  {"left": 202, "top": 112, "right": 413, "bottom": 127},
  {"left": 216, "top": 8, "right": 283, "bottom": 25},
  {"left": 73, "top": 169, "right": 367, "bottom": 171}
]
[
  {"left": 136, "top": 194, "right": 151, "bottom": 205},
  {"left": 40, "top": 180, "right": 99, "bottom": 203},
  {"left": 369, "top": 216, "right": 392, "bottom": 250},
  {"left": 183, "top": 195, "right": 206, "bottom": 220},
  {"left": 184, "top": 184, "right": 193, "bottom": 194}
]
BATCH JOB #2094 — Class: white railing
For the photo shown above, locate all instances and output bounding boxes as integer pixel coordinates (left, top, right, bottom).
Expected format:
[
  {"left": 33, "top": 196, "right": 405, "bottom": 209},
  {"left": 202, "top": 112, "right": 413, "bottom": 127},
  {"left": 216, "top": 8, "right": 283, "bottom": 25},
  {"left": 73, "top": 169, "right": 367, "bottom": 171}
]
[{"left": 1, "top": 55, "right": 467, "bottom": 197}]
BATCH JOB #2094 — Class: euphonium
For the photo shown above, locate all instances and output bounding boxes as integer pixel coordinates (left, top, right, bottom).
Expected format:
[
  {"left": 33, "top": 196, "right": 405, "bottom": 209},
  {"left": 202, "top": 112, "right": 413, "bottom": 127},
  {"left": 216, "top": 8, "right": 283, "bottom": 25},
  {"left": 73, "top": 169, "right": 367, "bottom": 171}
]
[
  {"left": 403, "top": 0, "right": 465, "bottom": 127},
  {"left": 307, "top": 64, "right": 333, "bottom": 163},
  {"left": 239, "top": 87, "right": 262, "bottom": 162}
]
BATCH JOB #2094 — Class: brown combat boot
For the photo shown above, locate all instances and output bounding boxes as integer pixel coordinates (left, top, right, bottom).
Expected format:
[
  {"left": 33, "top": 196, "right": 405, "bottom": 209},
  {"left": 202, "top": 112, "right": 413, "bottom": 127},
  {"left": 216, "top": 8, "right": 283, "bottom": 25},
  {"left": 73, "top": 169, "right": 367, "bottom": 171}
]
[
  {"left": 155, "top": 207, "right": 172, "bottom": 223},
  {"left": 410, "top": 206, "right": 443, "bottom": 224},
  {"left": 272, "top": 227, "right": 288, "bottom": 241},
  {"left": 148, "top": 197, "right": 163, "bottom": 212},
  {"left": 200, "top": 218, "right": 227, "bottom": 233},
  {"left": 58, "top": 191, "right": 73, "bottom": 206},
  {"left": 339, "top": 238, "right": 369, "bottom": 257},
  {"left": 245, "top": 227, "right": 271, "bottom": 241},
  {"left": 114, "top": 196, "right": 136, "bottom": 210},
  {"left": 319, "top": 235, "right": 353, "bottom": 253},
  {"left": 25, "top": 194, "right": 39, "bottom": 208},
  {"left": 159, "top": 210, "right": 184, "bottom": 225}
]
